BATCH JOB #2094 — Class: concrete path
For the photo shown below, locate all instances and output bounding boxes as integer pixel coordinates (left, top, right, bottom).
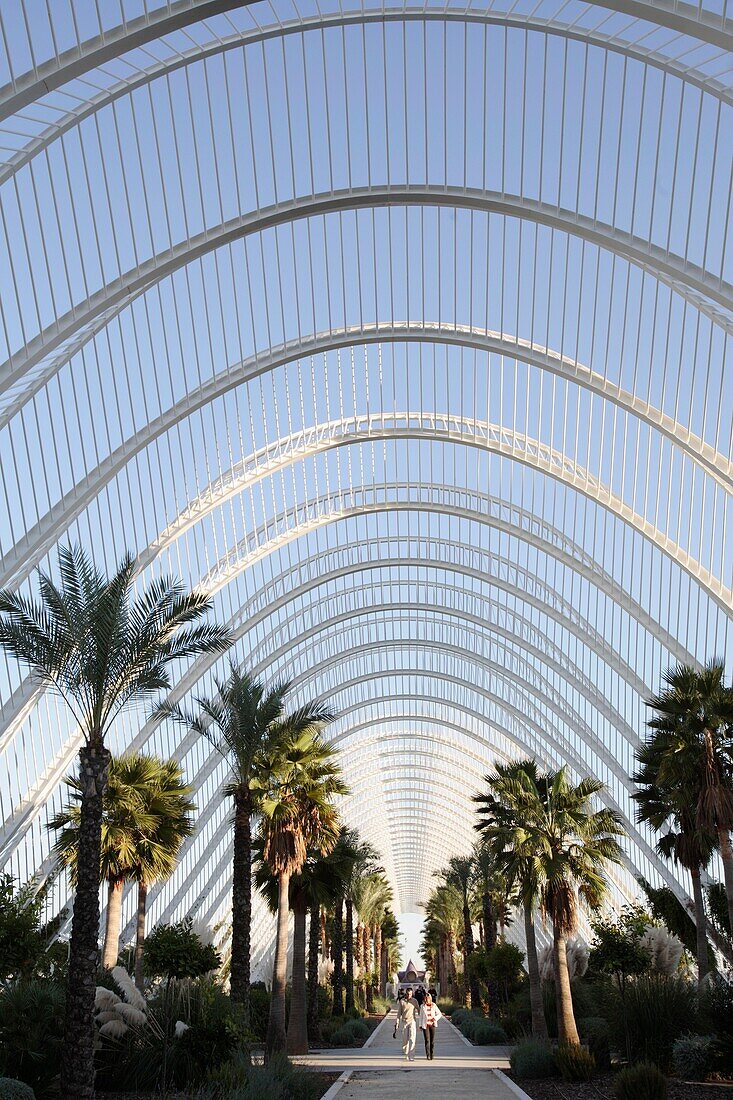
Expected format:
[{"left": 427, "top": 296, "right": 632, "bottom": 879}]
[{"left": 303, "top": 1006, "right": 520, "bottom": 1099}]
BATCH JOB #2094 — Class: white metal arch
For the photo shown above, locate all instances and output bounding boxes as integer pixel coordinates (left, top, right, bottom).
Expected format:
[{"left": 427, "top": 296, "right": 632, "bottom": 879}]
[{"left": 3, "top": 183, "right": 730, "bottom": 400}]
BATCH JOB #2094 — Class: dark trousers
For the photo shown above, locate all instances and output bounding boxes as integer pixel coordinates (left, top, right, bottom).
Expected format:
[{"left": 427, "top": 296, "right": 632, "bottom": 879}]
[{"left": 422, "top": 1025, "right": 435, "bottom": 1059}]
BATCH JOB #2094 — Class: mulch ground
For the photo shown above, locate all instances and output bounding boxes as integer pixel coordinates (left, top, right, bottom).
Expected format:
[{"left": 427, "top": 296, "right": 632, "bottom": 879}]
[
  {"left": 509, "top": 1073, "right": 733, "bottom": 1100},
  {"left": 100, "top": 1077, "right": 342, "bottom": 1099}
]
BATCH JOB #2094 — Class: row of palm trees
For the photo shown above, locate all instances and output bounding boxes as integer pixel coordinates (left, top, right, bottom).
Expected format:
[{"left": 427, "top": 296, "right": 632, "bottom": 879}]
[
  {"left": 0, "top": 547, "right": 355, "bottom": 1097},
  {"left": 422, "top": 763, "right": 624, "bottom": 1045}
]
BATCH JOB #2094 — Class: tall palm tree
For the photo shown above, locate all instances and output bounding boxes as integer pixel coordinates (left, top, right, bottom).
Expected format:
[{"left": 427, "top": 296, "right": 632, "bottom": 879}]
[
  {"left": 646, "top": 660, "right": 733, "bottom": 934},
  {"left": 327, "top": 826, "right": 361, "bottom": 1017},
  {"left": 439, "top": 855, "right": 481, "bottom": 1010},
  {"left": 353, "top": 871, "right": 392, "bottom": 1007},
  {"left": 49, "top": 753, "right": 194, "bottom": 971},
  {"left": 0, "top": 545, "right": 230, "bottom": 1100},
  {"left": 128, "top": 757, "right": 196, "bottom": 990},
  {"left": 259, "top": 726, "right": 346, "bottom": 1060},
  {"left": 423, "top": 882, "right": 461, "bottom": 1001},
  {"left": 633, "top": 733, "right": 716, "bottom": 987},
  {"left": 486, "top": 765, "right": 625, "bottom": 1045},
  {"left": 342, "top": 839, "right": 379, "bottom": 1013},
  {"left": 157, "top": 665, "right": 315, "bottom": 1021},
  {"left": 475, "top": 759, "right": 549, "bottom": 1039}
]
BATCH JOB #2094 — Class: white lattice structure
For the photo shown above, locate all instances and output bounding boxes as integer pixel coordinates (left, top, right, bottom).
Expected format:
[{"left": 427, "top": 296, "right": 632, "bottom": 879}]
[{"left": 0, "top": 0, "right": 732, "bottom": 973}]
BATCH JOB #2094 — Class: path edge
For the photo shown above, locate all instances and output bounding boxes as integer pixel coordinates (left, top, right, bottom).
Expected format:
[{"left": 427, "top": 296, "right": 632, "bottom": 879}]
[
  {"left": 494, "top": 1067, "right": 533, "bottom": 1100},
  {"left": 321, "top": 1068, "right": 354, "bottom": 1099}
]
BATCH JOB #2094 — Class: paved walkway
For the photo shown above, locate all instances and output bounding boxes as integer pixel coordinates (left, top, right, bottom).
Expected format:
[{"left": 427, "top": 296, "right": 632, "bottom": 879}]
[{"left": 303, "top": 1006, "right": 519, "bottom": 1099}]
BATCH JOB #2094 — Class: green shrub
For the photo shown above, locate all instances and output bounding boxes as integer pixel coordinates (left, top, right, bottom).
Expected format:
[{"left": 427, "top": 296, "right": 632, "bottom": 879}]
[
  {"left": 611, "top": 975, "right": 697, "bottom": 1069},
  {"left": 143, "top": 919, "right": 221, "bottom": 980},
  {"left": 672, "top": 1033, "right": 716, "bottom": 1081},
  {"left": 472, "top": 1022, "right": 508, "bottom": 1045},
  {"left": 346, "top": 1019, "right": 370, "bottom": 1040},
  {"left": 577, "top": 1016, "right": 611, "bottom": 1071},
  {"left": 0, "top": 1082, "right": 35, "bottom": 1100},
  {"left": 0, "top": 979, "right": 64, "bottom": 1094},
  {"left": 556, "top": 1043, "right": 596, "bottom": 1082},
  {"left": 450, "top": 1007, "right": 470, "bottom": 1027},
  {"left": 699, "top": 975, "right": 733, "bottom": 1072},
  {"left": 248, "top": 986, "right": 271, "bottom": 1041},
  {"left": 329, "top": 1025, "right": 356, "bottom": 1047},
  {"left": 509, "top": 1039, "right": 557, "bottom": 1079},
  {"left": 201, "top": 1054, "right": 327, "bottom": 1100},
  {"left": 613, "top": 1062, "right": 667, "bottom": 1100},
  {"left": 459, "top": 1013, "right": 483, "bottom": 1039}
]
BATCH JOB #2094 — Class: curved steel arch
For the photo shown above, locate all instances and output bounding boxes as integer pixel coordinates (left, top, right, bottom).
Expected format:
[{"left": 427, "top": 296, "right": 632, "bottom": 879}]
[
  {"left": 1, "top": 0, "right": 730, "bottom": 124},
  {"left": 4, "top": 183, "right": 730, "bottom": 399},
  {"left": 4, "top": 413, "right": 726, "bottom": 618},
  {"left": 3, "top": 9, "right": 731, "bottom": 191},
  {"left": 6, "top": 323, "right": 726, "bottom": 490}
]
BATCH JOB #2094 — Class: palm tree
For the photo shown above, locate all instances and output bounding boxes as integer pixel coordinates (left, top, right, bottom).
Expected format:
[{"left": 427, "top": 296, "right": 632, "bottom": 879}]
[
  {"left": 327, "top": 826, "right": 361, "bottom": 1017},
  {"left": 128, "top": 757, "right": 195, "bottom": 990},
  {"left": 439, "top": 855, "right": 481, "bottom": 1010},
  {"left": 475, "top": 759, "right": 549, "bottom": 1039},
  {"left": 486, "top": 765, "right": 625, "bottom": 1045},
  {"left": 423, "top": 883, "right": 461, "bottom": 1001},
  {"left": 645, "top": 660, "right": 733, "bottom": 934},
  {"left": 353, "top": 871, "right": 392, "bottom": 1007},
  {"left": 0, "top": 545, "right": 230, "bottom": 1100},
  {"left": 259, "top": 725, "right": 346, "bottom": 1060},
  {"left": 342, "top": 839, "right": 379, "bottom": 1013},
  {"left": 633, "top": 733, "right": 716, "bottom": 987},
  {"left": 49, "top": 753, "right": 194, "bottom": 971},
  {"left": 157, "top": 665, "right": 313, "bottom": 1021}
]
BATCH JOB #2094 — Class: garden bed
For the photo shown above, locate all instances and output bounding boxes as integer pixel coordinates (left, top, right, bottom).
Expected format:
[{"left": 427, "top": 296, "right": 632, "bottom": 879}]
[
  {"left": 315, "top": 1010, "right": 387, "bottom": 1048},
  {"left": 509, "top": 1072, "right": 733, "bottom": 1100}
]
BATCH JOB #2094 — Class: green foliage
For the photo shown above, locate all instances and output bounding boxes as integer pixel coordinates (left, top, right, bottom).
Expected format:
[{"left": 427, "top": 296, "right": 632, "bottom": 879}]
[
  {"left": 0, "top": 979, "right": 65, "bottom": 1094},
  {"left": 248, "top": 986, "right": 271, "bottom": 1040},
  {"left": 509, "top": 1038, "right": 557, "bottom": 1079},
  {"left": 0, "top": 876, "right": 63, "bottom": 982},
  {"left": 200, "top": 1053, "right": 329, "bottom": 1100},
  {"left": 450, "top": 1007, "right": 470, "bottom": 1027},
  {"left": 541, "top": 976, "right": 603, "bottom": 1039},
  {"left": 0, "top": 1081, "right": 35, "bottom": 1100},
  {"left": 638, "top": 879, "right": 708, "bottom": 964},
  {"left": 613, "top": 1062, "right": 668, "bottom": 1100},
  {"left": 577, "top": 1016, "right": 611, "bottom": 1071},
  {"left": 706, "top": 883, "right": 731, "bottom": 939},
  {"left": 556, "top": 1043, "right": 596, "bottom": 1081},
  {"left": 472, "top": 1021, "right": 508, "bottom": 1044},
  {"left": 484, "top": 941, "right": 525, "bottom": 1003},
  {"left": 589, "top": 906, "right": 651, "bottom": 989},
  {"left": 699, "top": 974, "right": 733, "bottom": 1071},
  {"left": 329, "top": 1017, "right": 370, "bottom": 1046},
  {"left": 609, "top": 975, "right": 697, "bottom": 1070},
  {"left": 672, "top": 1034, "right": 716, "bottom": 1081},
  {"left": 143, "top": 918, "right": 221, "bottom": 980}
]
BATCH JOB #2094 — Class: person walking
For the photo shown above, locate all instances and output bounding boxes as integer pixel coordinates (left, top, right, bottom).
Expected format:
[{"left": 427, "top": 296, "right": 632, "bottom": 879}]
[
  {"left": 397, "top": 988, "right": 418, "bottom": 1061},
  {"left": 418, "top": 993, "right": 443, "bottom": 1060}
]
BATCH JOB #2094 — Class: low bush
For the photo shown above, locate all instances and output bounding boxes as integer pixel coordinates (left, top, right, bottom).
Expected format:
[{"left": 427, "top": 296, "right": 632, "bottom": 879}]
[
  {"left": 0, "top": 1082, "right": 35, "bottom": 1100},
  {"left": 449, "top": 1007, "right": 470, "bottom": 1028},
  {"left": 0, "top": 979, "right": 64, "bottom": 1094},
  {"left": 440, "top": 1001, "right": 463, "bottom": 1016},
  {"left": 509, "top": 1038, "right": 557, "bottom": 1079},
  {"left": 472, "top": 1022, "right": 508, "bottom": 1045},
  {"left": 248, "top": 986, "right": 271, "bottom": 1041},
  {"left": 577, "top": 1016, "right": 611, "bottom": 1071},
  {"left": 201, "top": 1053, "right": 327, "bottom": 1100},
  {"left": 672, "top": 1033, "right": 716, "bottom": 1082},
  {"left": 458, "top": 1012, "right": 484, "bottom": 1039},
  {"left": 613, "top": 1062, "right": 667, "bottom": 1100},
  {"left": 611, "top": 975, "right": 697, "bottom": 1069},
  {"left": 556, "top": 1043, "right": 596, "bottom": 1082},
  {"left": 699, "top": 975, "right": 733, "bottom": 1072}
]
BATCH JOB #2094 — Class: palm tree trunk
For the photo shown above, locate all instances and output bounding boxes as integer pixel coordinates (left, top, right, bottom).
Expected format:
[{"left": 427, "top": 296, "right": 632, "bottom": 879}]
[
  {"left": 102, "top": 877, "right": 124, "bottom": 969},
  {"left": 332, "top": 897, "right": 344, "bottom": 1016},
  {"left": 345, "top": 897, "right": 355, "bottom": 1014},
  {"left": 464, "top": 903, "right": 481, "bottom": 1011},
  {"left": 524, "top": 903, "right": 548, "bottom": 1039},
  {"left": 717, "top": 826, "right": 733, "bottom": 937},
  {"left": 552, "top": 926, "right": 580, "bottom": 1045},
  {"left": 690, "top": 865, "right": 710, "bottom": 986},
  {"left": 374, "top": 922, "right": 382, "bottom": 995},
  {"left": 307, "top": 904, "right": 322, "bottom": 1044},
  {"left": 483, "top": 893, "right": 496, "bottom": 949},
  {"left": 355, "top": 922, "right": 364, "bottom": 972},
  {"left": 134, "top": 879, "right": 147, "bottom": 991},
  {"left": 265, "top": 869, "right": 291, "bottom": 1061},
  {"left": 447, "top": 928, "right": 458, "bottom": 1001},
  {"left": 230, "top": 788, "right": 252, "bottom": 1021},
  {"left": 287, "top": 894, "right": 309, "bottom": 1054},
  {"left": 321, "top": 909, "right": 329, "bottom": 957},
  {"left": 61, "top": 742, "right": 111, "bottom": 1100},
  {"left": 380, "top": 939, "right": 388, "bottom": 997}
]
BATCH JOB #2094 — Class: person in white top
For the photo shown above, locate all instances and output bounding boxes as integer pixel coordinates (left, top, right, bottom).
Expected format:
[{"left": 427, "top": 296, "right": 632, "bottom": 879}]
[
  {"left": 418, "top": 993, "right": 443, "bottom": 1060},
  {"left": 396, "top": 988, "right": 418, "bottom": 1060}
]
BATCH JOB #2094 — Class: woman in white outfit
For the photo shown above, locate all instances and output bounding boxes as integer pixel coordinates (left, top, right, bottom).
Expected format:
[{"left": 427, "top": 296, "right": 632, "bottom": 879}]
[
  {"left": 396, "top": 988, "right": 418, "bottom": 1060},
  {"left": 418, "top": 994, "right": 443, "bottom": 1060}
]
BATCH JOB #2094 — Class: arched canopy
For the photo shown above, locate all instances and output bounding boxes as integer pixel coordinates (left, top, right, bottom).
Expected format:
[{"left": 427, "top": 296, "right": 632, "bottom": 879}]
[{"left": 0, "top": 0, "right": 732, "bottom": 949}]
